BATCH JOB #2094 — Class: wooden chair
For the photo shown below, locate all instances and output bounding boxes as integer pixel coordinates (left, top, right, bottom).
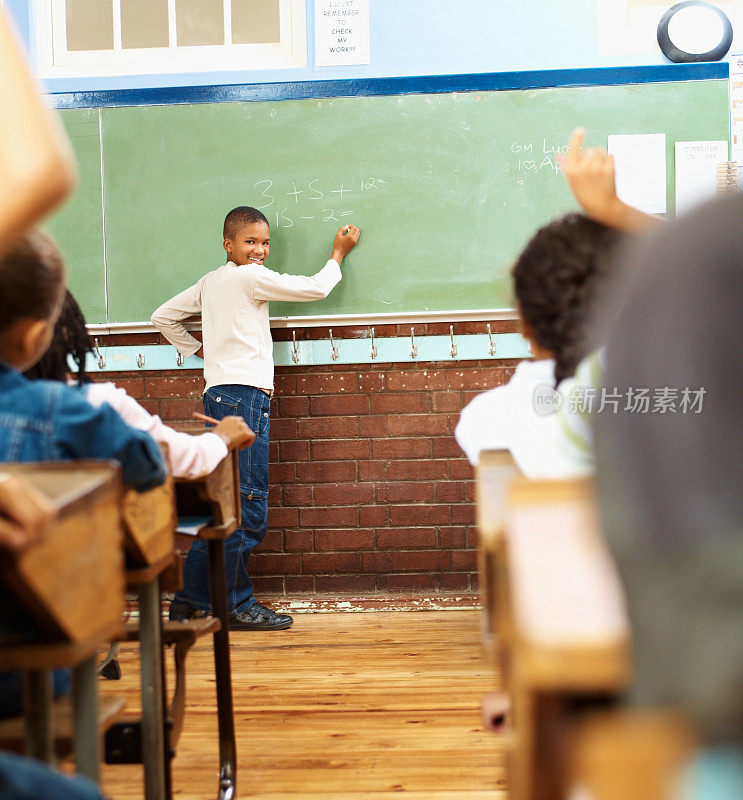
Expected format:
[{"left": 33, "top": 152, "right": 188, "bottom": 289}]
[
  {"left": 113, "top": 464, "right": 177, "bottom": 800},
  {"left": 0, "top": 462, "right": 126, "bottom": 783},
  {"left": 105, "top": 445, "right": 223, "bottom": 800},
  {"left": 500, "top": 477, "right": 632, "bottom": 800},
  {"left": 173, "top": 442, "right": 241, "bottom": 800}
]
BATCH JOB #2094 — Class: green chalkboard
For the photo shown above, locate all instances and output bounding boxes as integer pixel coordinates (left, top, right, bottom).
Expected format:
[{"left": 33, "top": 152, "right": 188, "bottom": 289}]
[
  {"left": 45, "top": 109, "right": 107, "bottom": 323},
  {"left": 58, "top": 80, "right": 729, "bottom": 324}
]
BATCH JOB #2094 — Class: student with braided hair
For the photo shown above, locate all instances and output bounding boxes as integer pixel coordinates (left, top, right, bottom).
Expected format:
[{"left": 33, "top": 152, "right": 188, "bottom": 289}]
[{"left": 25, "top": 290, "right": 255, "bottom": 479}]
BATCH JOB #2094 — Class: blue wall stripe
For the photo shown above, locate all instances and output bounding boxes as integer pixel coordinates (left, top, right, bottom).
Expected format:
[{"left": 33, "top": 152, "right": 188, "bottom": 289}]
[{"left": 48, "top": 62, "right": 729, "bottom": 109}]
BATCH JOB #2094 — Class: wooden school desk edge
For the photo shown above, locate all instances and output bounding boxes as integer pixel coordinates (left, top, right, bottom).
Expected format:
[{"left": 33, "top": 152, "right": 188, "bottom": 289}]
[
  {"left": 0, "top": 461, "right": 127, "bottom": 660},
  {"left": 505, "top": 474, "right": 632, "bottom": 693},
  {"left": 121, "top": 443, "right": 177, "bottom": 578},
  {"left": 172, "top": 427, "right": 241, "bottom": 540},
  {"left": 476, "top": 448, "right": 523, "bottom": 647},
  {"left": 501, "top": 475, "right": 632, "bottom": 800}
]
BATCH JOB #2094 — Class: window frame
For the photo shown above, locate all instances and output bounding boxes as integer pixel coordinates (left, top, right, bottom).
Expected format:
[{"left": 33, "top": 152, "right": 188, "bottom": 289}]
[{"left": 33, "top": 0, "right": 307, "bottom": 78}]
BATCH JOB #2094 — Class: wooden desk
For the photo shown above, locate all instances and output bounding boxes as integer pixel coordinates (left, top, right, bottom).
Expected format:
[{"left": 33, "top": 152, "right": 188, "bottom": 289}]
[
  {"left": 476, "top": 449, "right": 522, "bottom": 648},
  {"left": 500, "top": 477, "right": 632, "bottom": 800},
  {"left": 0, "top": 462, "right": 125, "bottom": 782},
  {"left": 174, "top": 444, "right": 240, "bottom": 800}
]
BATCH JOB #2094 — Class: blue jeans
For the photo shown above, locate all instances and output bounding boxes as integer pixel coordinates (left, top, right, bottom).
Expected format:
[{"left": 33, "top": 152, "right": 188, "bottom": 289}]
[
  {"left": 0, "top": 752, "right": 105, "bottom": 800},
  {"left": 0, "top": 670, "right": 71, "bottom": 719},
  {"left": 175, "top": 384, "right": 270, "bottom": 615}
]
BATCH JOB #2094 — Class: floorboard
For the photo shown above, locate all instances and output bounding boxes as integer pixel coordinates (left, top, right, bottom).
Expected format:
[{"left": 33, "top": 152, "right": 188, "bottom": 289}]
[{"left": 99, "top": 609, "right": 506, "bottom": 799}]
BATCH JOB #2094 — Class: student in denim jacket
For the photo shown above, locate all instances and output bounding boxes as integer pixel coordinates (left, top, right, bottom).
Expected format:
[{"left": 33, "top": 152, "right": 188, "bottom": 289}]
[
  {"left": 0, "top": 230, "right": 166, "bottom": 489},
  {"left": 0, "top": 229, "right": 166, "bottom": 723}
]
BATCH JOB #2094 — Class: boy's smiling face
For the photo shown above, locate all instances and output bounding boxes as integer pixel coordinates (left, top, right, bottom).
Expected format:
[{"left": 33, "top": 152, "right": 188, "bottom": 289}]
[{"left": 223, "top": 221, "right": 270, "bottom": 266}]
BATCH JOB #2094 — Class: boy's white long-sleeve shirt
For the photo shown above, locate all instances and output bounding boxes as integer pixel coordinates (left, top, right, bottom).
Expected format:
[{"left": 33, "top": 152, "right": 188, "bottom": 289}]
[{"left": 151, "top": 259, "right": 342, "bottom": 392}]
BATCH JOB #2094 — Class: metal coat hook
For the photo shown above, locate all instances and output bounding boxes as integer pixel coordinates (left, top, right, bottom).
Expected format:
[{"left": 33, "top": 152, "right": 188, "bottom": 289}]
[
  {"left": 136, "top": 353, "right": 145, "bottom": 368},
  {"left": 93, "top": 338, "right": 105, "bottom": 369},
  {"left": 449, "top": 325, "right": 457, "bottom": 358},
  {"left": 176, "top": 352, "right": 185, "bottom": 367},
  {"left": 329, "top": 328, "right": 339, "bottom": 361},
  {"left": 291, "top": 331, "right": 300, "bottom": 363},
  {"left": 487, "top": 324, "right": 497, "bottom": 356},
  {"left": 409, "top": 327, "right": 418, "bottom": 359},
  {"left": 369, "top": 327, "right": 378, "bottom": 360}
]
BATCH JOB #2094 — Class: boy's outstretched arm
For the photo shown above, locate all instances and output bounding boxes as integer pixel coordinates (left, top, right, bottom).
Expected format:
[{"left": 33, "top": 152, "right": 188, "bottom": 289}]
[
  {"left": 0, "top": 9, "right": 76, "bottom": 255},
  {"left": 253, "top": 225, "right": 361, "bottom": 303},
  {"left": 560, "top": 128, "right": 658, "bottom": 234}
]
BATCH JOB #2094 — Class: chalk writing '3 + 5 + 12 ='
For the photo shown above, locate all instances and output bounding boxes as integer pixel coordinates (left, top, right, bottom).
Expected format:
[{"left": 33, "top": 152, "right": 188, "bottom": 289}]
[{"left": 253, "top": 177, "right": 388, "bottom": 227}]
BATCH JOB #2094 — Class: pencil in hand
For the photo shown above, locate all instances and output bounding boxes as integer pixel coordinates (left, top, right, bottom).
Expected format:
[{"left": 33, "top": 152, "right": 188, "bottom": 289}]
[
  {"left": 192, "top": 411, "right": 256, "bottom": 450},
  {"left": 193, "top": 411, "right": 219, "bottom": 425}
]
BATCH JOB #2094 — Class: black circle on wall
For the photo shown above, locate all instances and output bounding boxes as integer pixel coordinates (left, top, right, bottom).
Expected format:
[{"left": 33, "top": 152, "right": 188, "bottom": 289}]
[{"left": 657, "top": 1, "right": 733, "bottom": 63}]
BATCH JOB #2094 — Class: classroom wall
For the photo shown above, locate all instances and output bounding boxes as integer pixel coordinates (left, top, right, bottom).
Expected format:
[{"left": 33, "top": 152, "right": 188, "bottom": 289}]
[
  {"left": 16, "top": 0, "right": 720, "bottom": 597},
  {"left": 8, "top": 0, "right": 677, "bottom": 94},
  {"left": 97, "top": 320, "right": 520, "bottom": 596}
]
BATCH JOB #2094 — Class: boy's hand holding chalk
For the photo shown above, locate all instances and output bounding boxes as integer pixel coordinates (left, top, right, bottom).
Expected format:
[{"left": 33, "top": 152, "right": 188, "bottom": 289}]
[
  {"left": 331, "top": 224, "right": 360, "bottom": 265},
  {"left": 193, "top": 412, "right": 255, "bottom": 450}
]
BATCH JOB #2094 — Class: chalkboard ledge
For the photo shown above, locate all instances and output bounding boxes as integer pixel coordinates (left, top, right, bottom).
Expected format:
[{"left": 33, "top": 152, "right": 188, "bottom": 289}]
[{"left": 87, "top": 308, "right": 519, "bottom": 335}]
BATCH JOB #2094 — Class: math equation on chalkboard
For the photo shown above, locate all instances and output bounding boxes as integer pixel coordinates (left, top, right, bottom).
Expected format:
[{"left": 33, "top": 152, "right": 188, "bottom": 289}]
[{"left": 252, "top": 176, "right": 389, "bottom": 228}]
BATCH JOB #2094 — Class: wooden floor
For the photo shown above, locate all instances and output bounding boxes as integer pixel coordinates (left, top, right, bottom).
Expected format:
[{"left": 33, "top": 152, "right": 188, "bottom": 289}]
[{"left": 99, "top": 610, "right": 507, "bottom": 799}]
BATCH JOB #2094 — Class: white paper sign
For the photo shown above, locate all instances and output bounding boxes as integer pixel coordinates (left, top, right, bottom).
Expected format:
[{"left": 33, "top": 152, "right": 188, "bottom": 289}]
[
  {"left": 608, "top": 133, "right": 667, "bottom": 214},
  {"left": 730, "top": 54, "right": 743, "bottom": 165},
  {"left": 315, "top": 0, "right": 370, "bottom": 67},
  {"left": 674, "top": 141, "right": 728, "bottom": 216}
]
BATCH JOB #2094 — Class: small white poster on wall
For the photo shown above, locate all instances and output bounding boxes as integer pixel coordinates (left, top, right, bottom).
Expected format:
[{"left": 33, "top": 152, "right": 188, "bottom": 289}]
[
  {"left": 315, "top": 0, "right": 370, "bottom": 67},
  {"left": 675, "top": 141, "right": 728, "bottom": 216},
  {"left": 608, "top": 133, "right": 667, "bottom": 214}
]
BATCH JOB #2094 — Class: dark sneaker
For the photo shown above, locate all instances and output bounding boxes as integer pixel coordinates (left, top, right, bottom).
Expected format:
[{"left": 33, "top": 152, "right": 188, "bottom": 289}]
[
  {"left": 168, "top": 601, "right": 208, "bottom": 622},
  {"left": 230, "top": 603, "right": 293, "bottom": 631},
  {"left": 100, "top": 659, "right": 122, "bottom": 680}
]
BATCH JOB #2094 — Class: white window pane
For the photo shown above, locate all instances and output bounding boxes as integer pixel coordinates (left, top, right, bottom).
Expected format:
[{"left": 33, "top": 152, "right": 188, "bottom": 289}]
[
  {"left": 121, "top": 0, "right": 169, "bottom": 49},
  {"left": 232, "top": 0, "right": 280, "bottom": 44},
  {"left": 175, "top": 0, "right": 224, "bottom": 46},
  {"left": 65, "top": 0, "right": 114, "bottom": 51}
]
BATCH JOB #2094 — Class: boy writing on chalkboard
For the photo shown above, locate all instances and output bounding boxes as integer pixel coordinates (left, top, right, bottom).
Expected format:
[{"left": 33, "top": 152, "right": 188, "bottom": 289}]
[{"left": 151, "top": 207, "right": 360, "bottom": 630}]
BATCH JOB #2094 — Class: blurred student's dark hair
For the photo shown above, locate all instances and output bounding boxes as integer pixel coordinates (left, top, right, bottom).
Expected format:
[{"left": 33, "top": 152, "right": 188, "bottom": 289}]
[
  {"left": 0, "top": 230, "right": 65, "bottom": 333},
  {"left": 512, "top": 213, "right": 620, "bottom": 385}
]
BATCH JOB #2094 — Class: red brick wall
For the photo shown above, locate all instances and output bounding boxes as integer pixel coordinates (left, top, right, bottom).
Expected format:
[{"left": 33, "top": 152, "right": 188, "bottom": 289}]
[{"left": 97, "top": 321, "right": 524, "bottom": 595}]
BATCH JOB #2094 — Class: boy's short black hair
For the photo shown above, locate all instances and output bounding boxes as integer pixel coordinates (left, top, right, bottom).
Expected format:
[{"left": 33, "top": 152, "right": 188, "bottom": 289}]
[
  {"left": 512, "top": 212, "right": 620, "bottom": 385},
  {"left": 0, "top": 230, "right": 65, "bottom": 334},
  {"left": 223, "top": 207, "right": 269, "bottom": 239}
]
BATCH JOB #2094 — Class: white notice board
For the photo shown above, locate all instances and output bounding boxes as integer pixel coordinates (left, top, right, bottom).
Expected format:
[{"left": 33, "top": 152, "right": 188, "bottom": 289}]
[{"left": 315, "top": 0, "right": 370, "bottom": 67}]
